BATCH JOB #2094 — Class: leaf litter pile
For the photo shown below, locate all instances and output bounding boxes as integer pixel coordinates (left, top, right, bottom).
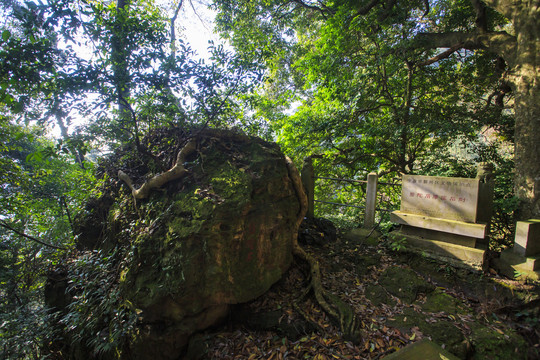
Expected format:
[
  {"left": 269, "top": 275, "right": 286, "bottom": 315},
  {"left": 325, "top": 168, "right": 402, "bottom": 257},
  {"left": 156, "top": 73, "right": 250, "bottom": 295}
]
[{"left": 190, "top": 230, "right": 540, "bottom": 359}]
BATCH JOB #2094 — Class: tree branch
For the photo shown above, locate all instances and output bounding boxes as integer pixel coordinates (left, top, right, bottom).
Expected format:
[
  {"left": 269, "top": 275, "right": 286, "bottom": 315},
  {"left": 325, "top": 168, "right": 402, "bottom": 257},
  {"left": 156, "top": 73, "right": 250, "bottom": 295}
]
[
  {"left": 354, "top": 0, "right": 381, "bottom": 16},
  {"left": 481, "top": 0, "right": 516, "bottom": 20},
  {"left": 170, "top": 0, "right": 184, "bottom": 54},
  {"left": 414, "top": 30, "right": 516, "bottom": 60},
  {"left": 378, "top": 0, "right": 396, "bottom": 22},
  {"left": 188, "top": 0, "right": 211, "bottom": 31},
  {"left": 60, "top": 196, "right": 75, "bottom": 237},
  {"left": 118, "top": 95, "right": 166, "bottom": 170},
  {"left": 471, "top": 0, "right": 488, "bottom": 32},
  {"left": 118, "top": 140, "right": 197, "bottom": 199},
  {"left": 417, "top": 44, "right": 463, "bottom": 67},
  {"left": 0, "top": 221, "right": 67, "bottom": 250},
  {"left": 422, "top": 0, "right": 430, "bottom": 17},
  {"left": 290, "top": 0, "right": 334, "bottom": 18}
]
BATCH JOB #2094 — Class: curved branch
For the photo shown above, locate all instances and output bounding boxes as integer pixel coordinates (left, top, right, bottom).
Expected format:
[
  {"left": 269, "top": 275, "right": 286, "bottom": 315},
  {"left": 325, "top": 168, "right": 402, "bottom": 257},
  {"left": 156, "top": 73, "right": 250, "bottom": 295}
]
[
  {"left": 415, "top": 30, "right": 516, "bottom": 59},
  {"left": 118, "top": 140, "right": 197, "bottom": 199},
  {"left": 422, "top": 0, "right": 430, "bottom": 17},
  {"left": 417, "top": 43, "right": 463, "bottom": 67}
]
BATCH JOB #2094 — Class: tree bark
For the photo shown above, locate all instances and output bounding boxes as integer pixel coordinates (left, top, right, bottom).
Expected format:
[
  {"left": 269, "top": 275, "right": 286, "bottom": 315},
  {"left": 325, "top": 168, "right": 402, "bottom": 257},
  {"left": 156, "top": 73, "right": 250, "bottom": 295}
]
[
  {"left": 112, "top": 0, "right": 131, "bottom": 122},
  {"left": 511, "top": 9, "right": 540, "bottom": 220},
  {"left": 414, "top": 1, "right": 540, "bottom": 219}
]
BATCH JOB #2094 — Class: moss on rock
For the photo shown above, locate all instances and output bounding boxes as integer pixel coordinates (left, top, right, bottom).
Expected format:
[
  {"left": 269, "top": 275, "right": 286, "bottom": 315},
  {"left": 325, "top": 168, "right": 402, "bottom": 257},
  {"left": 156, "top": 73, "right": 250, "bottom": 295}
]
[
  {"left": 48, "top": 128, "right": 302, "bottom": 359},
  {"left": 365, "top": 284, "right": 396, "bottom": 306},
  {"left": 387, "top": 308, "right": 467, "bottom": 358},
  {"left": 378, "top": 266, "right": 435, "bottom": 303},
  {"left": 469, "top": 324, "right": 527, "bottom": 360},
  {"left": 419, "top": 289, "right": 470, "bottom": 315}
]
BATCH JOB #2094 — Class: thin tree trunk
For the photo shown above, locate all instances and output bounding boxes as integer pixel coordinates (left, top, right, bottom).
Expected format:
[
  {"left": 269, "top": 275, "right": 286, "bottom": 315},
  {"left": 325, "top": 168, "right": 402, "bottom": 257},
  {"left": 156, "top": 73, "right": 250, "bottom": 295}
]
[{"left": 112, "top": 0, "right": 131, "bottom": 124}]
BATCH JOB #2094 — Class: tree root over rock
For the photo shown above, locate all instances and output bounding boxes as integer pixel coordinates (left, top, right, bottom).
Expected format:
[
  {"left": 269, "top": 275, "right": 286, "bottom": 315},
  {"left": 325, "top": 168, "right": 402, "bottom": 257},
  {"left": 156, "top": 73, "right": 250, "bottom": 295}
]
[
  {"left": 117, "top": 148, "right": 360, "bottom": 342},
  {"left": 286, "top": 157, "right": 361, "bottom": 343},
  {"left": 118, "top": 140, "right": 197, "bottom": 199}
]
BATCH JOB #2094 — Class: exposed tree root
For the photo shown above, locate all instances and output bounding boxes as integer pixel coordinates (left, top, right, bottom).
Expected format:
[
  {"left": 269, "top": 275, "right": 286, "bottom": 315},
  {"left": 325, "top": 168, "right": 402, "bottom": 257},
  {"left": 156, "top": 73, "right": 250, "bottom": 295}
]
[
  {"left": 118, "top": 140, "right": 197, "bottom": 199},
  {"left": 117, "top": 150, "right": 360, "bottom": 340},
  {"left": 285, "top": 157, "right": 361, "bottom": 342}
]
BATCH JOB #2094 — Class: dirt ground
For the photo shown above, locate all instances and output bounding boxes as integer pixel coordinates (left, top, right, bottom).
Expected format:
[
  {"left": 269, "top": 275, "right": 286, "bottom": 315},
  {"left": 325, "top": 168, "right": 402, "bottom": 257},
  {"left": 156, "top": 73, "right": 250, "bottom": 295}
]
[{"left": 186, "top": 229, "right": 540, "bottom": 360}]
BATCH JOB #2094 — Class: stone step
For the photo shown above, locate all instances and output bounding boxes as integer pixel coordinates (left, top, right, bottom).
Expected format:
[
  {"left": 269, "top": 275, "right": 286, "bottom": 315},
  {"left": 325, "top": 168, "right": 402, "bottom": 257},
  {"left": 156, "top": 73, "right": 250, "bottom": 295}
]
[
  {"left": 391, "top": 211, "right": 487, "bottom": 239},
  {"left": 389, "top": 230, "right": 486, "bottom": 270}
]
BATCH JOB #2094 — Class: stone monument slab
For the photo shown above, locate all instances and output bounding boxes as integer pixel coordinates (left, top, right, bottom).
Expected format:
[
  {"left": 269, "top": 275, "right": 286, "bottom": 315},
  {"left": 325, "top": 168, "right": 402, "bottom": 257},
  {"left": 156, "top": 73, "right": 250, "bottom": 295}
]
[
  {"left": 391, "top": 173, "right": 493, "bottom": 270},
  {"left": 401, "top": 175, "right": 480, "bottom": 223}
]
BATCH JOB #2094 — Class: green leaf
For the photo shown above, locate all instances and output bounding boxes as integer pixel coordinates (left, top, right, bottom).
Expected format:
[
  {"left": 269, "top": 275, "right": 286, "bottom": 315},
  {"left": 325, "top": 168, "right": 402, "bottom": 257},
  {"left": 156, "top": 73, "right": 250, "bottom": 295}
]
[{"left": 2, "top": 30, "right": 10, "bottom": 42}]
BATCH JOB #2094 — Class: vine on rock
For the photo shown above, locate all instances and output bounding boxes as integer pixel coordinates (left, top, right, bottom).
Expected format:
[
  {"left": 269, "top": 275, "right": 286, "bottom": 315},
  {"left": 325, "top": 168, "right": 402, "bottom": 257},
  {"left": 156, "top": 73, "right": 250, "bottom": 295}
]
[
  {"left": 286, "top": 157, "right": 361, "bottom": 342},
  {"left": 117, "top": 148, "right": 360, "bottom": 342}
]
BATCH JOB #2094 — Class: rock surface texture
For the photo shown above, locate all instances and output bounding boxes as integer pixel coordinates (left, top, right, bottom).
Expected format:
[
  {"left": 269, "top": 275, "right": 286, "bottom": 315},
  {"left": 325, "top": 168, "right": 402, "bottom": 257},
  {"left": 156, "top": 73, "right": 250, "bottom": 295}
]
[{"left": 46, "top": 128, "right": 301, "bottom": 359}]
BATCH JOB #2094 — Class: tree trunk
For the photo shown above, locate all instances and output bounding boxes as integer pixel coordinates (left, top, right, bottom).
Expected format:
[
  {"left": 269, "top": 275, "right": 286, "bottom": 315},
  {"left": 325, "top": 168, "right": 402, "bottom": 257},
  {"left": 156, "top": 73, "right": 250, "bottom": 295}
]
[
  {"left": 510, "top": 12, "right": 540, "bottom": 220},
  {"left": 112, "top": 0, "right": 131, "bottom": 121},
  {"left": 414, "top": 0, "right": 540, "bottom": 220}
]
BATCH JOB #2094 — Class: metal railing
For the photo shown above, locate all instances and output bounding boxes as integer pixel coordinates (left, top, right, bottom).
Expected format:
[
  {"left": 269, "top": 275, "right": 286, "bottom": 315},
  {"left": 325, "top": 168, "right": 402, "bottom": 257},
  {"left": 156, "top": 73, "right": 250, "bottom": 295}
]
[{"left": 300, "top": 157, "right": 400, "bottom": 228}]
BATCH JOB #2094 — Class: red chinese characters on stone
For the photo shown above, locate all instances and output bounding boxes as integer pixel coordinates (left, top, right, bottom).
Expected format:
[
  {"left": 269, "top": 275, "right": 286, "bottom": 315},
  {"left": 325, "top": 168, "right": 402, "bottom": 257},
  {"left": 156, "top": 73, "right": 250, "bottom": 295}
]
[{"left": 407, "top": 192, "right": 467, "bottom": 202}]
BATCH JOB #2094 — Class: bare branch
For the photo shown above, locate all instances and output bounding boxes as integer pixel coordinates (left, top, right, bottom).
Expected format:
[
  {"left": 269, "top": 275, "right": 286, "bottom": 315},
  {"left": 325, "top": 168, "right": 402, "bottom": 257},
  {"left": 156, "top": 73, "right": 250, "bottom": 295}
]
[
  {"left": 189, "top": 0, "right": 211, "bottom": 32},
  {"left": 60, "top": 196, "right": 75, "bottom": 237},
  {"left": 170, "top": 0, "right": 184, "bottom": 54},
  {"left": 118, "top": 140, "right": 197, "bottom": 199},
  {"left": 0, "top": 221, "right": 67, "bottom": 250},
  {"left": 159, "top": 0, "right": 186, "bottom": 114},
  {"left": 422, "top": 0, "right": 430, "bottom": 17},
  {"left": 417, "top": 44, "right": 463, "bottom": 67}
]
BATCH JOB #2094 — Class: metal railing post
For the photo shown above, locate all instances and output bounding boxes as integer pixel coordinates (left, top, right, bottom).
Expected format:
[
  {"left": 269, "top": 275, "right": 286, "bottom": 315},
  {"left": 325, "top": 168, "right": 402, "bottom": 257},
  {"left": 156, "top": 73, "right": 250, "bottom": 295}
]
[{"left": 364, "top": 172, "right": 378, "bottom": 228}]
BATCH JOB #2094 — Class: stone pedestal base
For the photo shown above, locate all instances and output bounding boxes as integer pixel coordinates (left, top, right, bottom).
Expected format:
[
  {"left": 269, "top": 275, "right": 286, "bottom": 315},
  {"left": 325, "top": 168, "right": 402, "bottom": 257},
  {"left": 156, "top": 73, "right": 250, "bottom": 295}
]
[
  {"left": 382, "top": 339, "right": 460, "bottom": 360},
  {"left": 343, "top": 228, "right": 381, "bottom": 246},
  {"left": 492, "top": 249, "right": 540, "bottom": 281},
  {"left": 389, "top": 230, "right": 486, "bottom": 270}
]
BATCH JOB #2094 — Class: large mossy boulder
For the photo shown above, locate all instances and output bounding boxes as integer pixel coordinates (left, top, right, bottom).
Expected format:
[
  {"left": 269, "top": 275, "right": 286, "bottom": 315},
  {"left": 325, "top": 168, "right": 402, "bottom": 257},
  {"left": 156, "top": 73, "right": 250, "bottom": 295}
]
[{"left": 46, "top": 128, "right": 301, "bottom": 359}]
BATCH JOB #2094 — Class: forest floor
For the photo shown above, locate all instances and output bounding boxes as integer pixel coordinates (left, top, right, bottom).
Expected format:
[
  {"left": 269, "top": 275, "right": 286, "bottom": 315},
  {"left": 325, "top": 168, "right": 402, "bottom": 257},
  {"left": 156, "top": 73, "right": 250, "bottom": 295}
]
[{"left": 187, "top": 228, "right": 540, "bottom": 360}]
